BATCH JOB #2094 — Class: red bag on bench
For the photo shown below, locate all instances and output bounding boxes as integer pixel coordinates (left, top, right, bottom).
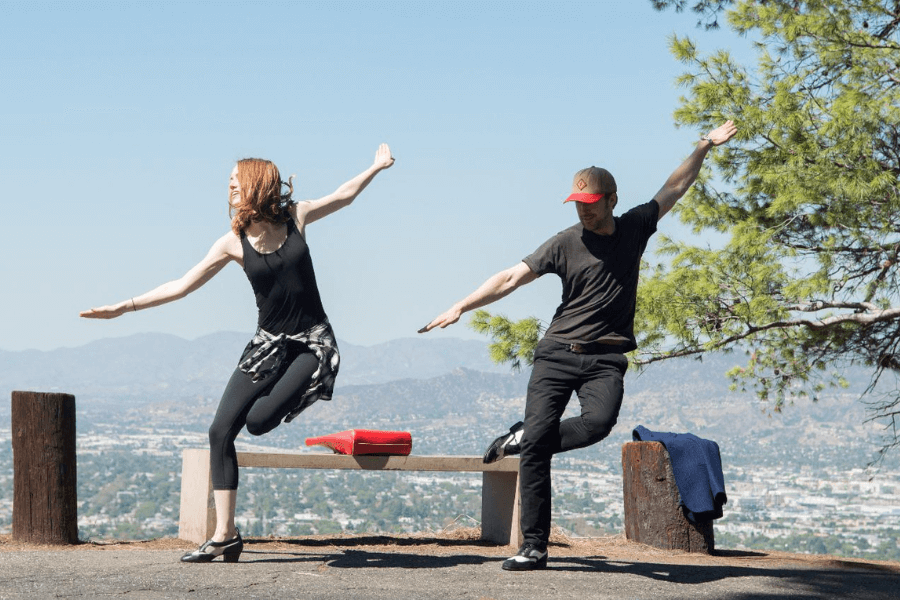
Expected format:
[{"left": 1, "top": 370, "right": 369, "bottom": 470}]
[{"left": 305, "top": 429, "right": 412, "bottom": 456}]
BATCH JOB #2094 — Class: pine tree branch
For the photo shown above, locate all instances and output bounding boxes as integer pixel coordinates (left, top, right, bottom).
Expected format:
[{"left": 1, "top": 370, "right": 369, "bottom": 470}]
[{"left": 637, "top": 304, "right": 900, "bottom": 366}]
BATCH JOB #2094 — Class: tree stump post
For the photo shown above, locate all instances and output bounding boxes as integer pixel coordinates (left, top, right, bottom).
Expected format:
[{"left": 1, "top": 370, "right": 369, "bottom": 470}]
[
  {"left": 621, "top": 441, "right": 714, "bottom": 553},
  {"left": 12, "top": 391, "right": 79, "bottom": 544}
]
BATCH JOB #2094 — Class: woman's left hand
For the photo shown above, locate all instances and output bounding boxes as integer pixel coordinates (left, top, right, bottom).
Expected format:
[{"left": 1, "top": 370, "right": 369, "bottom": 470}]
[
  {"left": 80, "top": 303, "right": 129, "bottom": 319},
  {"left": 374, "top": 143, "right": 395, "bottom": 170}
]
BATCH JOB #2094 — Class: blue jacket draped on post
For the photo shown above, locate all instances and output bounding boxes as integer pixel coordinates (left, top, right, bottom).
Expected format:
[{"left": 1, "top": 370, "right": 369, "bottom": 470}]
[{"left": 632, "top": 425, "right": 728, "bottom": 523}]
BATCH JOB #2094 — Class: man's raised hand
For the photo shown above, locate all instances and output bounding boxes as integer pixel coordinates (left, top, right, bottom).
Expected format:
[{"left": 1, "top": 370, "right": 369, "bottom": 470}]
[{"left": 705, "top": 120, "right": 738, "bottom": 146}]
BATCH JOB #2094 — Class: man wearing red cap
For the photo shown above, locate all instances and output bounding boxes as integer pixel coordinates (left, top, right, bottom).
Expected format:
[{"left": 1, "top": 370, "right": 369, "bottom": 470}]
[{"left": 420, "top": 121, "right": 738, "bottom": 571}]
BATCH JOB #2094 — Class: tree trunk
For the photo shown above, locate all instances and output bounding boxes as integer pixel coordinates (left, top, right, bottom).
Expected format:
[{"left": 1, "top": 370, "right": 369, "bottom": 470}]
[
  {"left": 621, "top": 441, "right": 714, "bottom": 553},
  {"left": 12, "top": 391, "right": 78, "bottom": 544}
]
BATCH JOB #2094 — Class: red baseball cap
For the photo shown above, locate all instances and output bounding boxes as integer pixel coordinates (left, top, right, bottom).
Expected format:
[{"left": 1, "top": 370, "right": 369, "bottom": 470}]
[{"left": 564, "top": 166, "right": 617, "bottom": 203}]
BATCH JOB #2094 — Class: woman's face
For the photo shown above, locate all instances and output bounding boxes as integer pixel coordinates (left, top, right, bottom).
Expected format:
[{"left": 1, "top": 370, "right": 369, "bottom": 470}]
[{"left": 229, "top": 165, "right": 242, "bottom": 207}]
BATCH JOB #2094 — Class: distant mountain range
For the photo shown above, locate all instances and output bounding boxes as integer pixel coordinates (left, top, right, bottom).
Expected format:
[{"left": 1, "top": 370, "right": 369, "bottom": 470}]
[
  {"left": 0, "top": 332, "right": 508, "bottom": 411},
  {"left": 0, "top": 331, "right": 763, "bottom": 404}
]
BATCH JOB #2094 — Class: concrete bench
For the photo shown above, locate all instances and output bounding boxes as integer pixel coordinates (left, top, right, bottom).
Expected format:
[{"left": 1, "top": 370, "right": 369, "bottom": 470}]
[{"left": 178, "top": 449, "right": 521, "bottom": 545}]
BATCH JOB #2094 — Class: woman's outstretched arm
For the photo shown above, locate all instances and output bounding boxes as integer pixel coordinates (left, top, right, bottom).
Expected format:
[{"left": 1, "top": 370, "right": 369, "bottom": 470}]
[
  {"left": 80, "top": 232, "right": 240, "bottom": 319},
  {"left": 295, "top": 143, "right": 394, "bottom": 227}
]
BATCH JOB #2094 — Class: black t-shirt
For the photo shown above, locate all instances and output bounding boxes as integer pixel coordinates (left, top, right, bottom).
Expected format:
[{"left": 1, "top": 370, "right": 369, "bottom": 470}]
[{"left": 523, "top": 200, "right": 659, "bottom": 351}]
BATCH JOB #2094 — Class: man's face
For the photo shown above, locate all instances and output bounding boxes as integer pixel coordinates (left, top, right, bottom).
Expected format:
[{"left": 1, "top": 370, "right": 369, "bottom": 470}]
[{"left": 575, "top": 193, "right": 616, "bottom": 232}]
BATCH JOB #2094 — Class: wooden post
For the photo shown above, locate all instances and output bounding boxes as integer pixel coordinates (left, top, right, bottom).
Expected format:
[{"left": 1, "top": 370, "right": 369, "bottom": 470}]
[
  {"left": 622, "top": 441, "right": 714, "bottom": 553},
  {"left": 11, "top": 391, "right": 79, "bottom": 544}
]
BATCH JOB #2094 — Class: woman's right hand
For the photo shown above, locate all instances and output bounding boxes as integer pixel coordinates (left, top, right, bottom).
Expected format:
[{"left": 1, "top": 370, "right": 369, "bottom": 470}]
[
  {"left": 373, "top": 143, "right": 395, "bottom": 170},
  {"left": 80, "top": 303, "right": 130, "bottom": 319}
]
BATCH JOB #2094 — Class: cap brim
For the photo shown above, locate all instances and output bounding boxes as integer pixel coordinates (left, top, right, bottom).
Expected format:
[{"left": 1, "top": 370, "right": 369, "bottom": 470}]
[{"left": 564, "top": 193, "right": 605, "bottom": 203}]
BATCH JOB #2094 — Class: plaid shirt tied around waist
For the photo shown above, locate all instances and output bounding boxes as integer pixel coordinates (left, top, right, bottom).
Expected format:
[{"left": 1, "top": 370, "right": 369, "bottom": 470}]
[{"left": 238, "top": 320, "right": 340, "bottom": 423}]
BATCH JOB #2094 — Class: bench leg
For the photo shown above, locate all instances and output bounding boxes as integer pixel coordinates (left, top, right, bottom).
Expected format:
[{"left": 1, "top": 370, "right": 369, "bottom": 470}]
[
  {"left": 481, "top": 471, "right": 521, "bottom": 545},
  {"left": 178, "top": 448, "right": 215, "bottom": 544}
]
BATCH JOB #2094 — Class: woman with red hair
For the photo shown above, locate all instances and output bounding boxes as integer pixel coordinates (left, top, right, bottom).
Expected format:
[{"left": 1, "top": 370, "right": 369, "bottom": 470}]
[{"left": 81, "top": 144, "right": 394, "bottom": 562}]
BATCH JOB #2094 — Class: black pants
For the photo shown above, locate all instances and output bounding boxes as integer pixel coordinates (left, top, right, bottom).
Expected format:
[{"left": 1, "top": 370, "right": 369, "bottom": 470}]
[
  {"left": 209, "top": 342, "right": 319, "bottom": 490},
  {"left": 519, "top": 338, "right": 628, "bottom": 548}
]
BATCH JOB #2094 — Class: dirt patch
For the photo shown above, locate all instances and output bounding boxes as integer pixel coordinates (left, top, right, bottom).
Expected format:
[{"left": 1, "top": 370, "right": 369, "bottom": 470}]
[{"left": 1, "top": 528, "right": 898, "bottom": 573}]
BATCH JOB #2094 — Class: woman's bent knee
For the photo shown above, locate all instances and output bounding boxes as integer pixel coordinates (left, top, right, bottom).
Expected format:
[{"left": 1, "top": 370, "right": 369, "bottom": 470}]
[
  {"left": 245, "top": 421, "right": 265, "bottom": 436},
  {"left": 245, "top": 413, "right": 276, "bottom": 436}
]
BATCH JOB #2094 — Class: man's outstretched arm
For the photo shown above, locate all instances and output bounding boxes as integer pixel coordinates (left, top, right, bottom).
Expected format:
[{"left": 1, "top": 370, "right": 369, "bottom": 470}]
[
  {"left": 653, "top": 120, "right": 738, "bottom": 220},
  {"left": 418, "top": 262, "right": 538, "bottom": 333}
]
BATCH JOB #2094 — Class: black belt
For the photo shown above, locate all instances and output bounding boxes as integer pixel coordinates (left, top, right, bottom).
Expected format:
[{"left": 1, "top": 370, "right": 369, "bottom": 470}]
[{"left": 566, "top": 341, "right": 626, "bottom": 354}]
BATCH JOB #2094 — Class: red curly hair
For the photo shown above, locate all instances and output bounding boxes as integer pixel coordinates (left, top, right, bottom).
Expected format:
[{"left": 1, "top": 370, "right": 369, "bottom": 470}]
[{"left": 230, "top": 158, "right": 295, "bottom": 236}]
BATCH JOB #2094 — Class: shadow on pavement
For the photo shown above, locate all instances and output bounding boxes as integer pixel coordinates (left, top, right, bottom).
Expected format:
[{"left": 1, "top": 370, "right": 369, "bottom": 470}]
[
  {"left": 243, "top": 534, "right": 500, "bottom": 550},
  {"left": 238, "top": 548, "right": 497, "bottom": 568},
  {"left": 546, "top": 556, "right": 898, "bottom": 599},
  {"left": 236, "top": 541, "right": 899, "bottom": 600},
  {"left": 231, "top": 534, "right": 898, "bottom": 599}
]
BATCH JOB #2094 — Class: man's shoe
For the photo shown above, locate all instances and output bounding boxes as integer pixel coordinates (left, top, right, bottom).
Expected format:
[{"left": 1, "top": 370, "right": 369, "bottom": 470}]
[
  {"left": 501, "top": 543, "right": 548, "bottom": 571},
  {"left": 482, "top": 421, "right": 524, "bottom": 464}
]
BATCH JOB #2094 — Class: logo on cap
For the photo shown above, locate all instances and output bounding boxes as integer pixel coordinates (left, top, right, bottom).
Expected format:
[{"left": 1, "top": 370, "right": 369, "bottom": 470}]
[{"left": 576, "top": 178, "right": 587, "bottom": 190}]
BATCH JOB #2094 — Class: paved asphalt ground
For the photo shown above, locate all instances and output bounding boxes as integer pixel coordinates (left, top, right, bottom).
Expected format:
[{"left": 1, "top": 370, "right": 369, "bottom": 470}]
[{"left": 1, "top": 535, "right": 899, "bottom": 600}]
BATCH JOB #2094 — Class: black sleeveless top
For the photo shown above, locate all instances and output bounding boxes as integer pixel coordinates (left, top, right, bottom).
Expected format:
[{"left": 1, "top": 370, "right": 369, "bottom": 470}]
[{"left": 241, "top": 219, "right": 327, "bottom": 336}]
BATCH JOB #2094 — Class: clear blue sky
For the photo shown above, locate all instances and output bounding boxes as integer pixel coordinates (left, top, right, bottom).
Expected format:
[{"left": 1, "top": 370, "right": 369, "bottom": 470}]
[{"left": 1, "top": 1, "right": 753, "bottom": 352}]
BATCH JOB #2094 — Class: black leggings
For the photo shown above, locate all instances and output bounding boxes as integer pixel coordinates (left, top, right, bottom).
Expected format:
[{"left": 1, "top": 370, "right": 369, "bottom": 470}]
[{"left": 209, "top": 344, "right": 319, "bottom": 490}]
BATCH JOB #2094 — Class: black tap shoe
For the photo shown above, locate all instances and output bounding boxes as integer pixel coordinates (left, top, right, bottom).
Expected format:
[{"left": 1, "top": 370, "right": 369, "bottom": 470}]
[{"left": 180, "top": 529, "right": 243, "bottom": 563}]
